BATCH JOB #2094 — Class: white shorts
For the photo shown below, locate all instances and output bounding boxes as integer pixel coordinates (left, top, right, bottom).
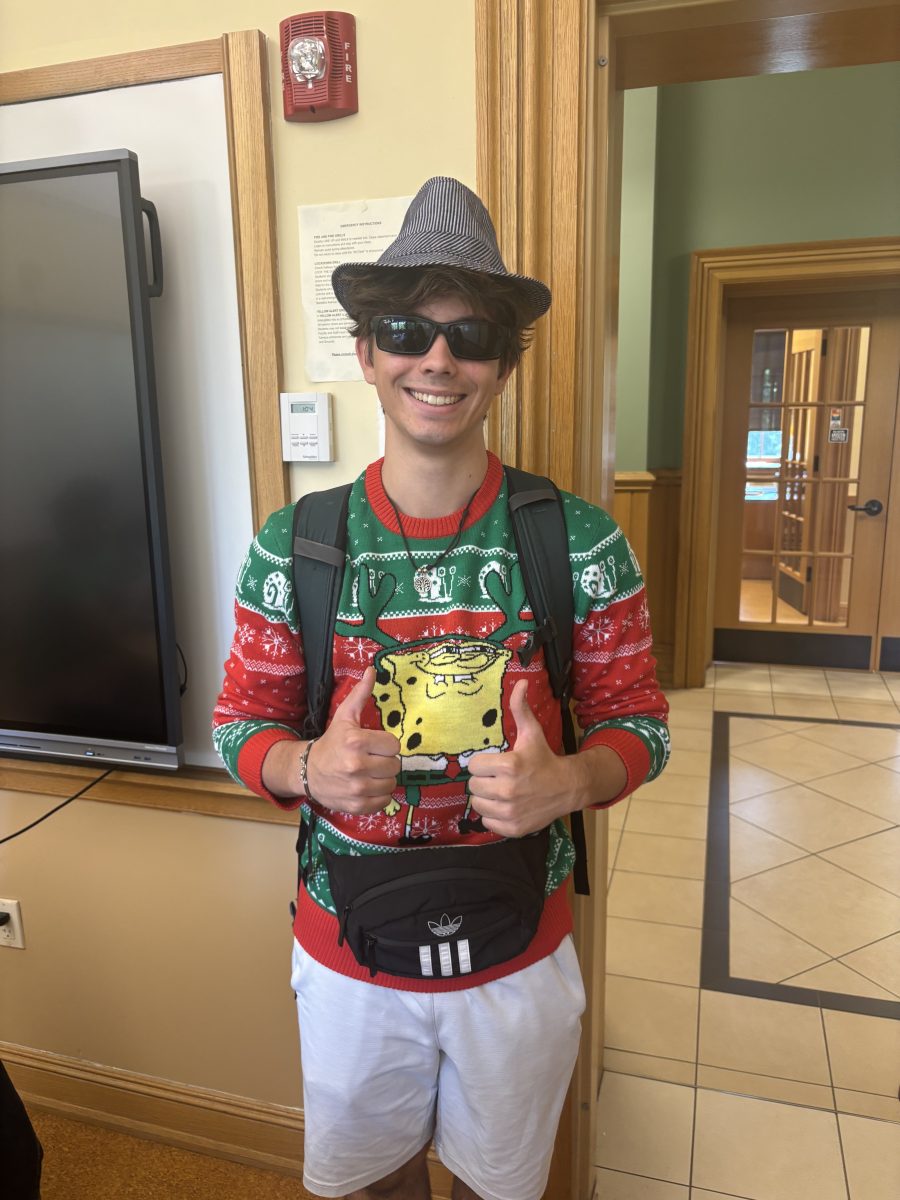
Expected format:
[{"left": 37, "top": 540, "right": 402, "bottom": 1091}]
[{"left": 290, "top": 936, "right": 585, "bottom": 1200}]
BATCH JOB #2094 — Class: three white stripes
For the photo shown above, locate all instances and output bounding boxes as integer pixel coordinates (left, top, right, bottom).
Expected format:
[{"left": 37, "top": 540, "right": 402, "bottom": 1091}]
[{"left": 419, "top": 938, "right": 472, "bottom": 977}]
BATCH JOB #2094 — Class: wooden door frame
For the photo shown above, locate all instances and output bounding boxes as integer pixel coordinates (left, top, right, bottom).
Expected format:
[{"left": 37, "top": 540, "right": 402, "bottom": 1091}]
[
  {"left": 475, "top": 1, "right": 900, "bottom": 1194},
  {"left": 674, "top": 239, "right": 900, "bottom": 688}
]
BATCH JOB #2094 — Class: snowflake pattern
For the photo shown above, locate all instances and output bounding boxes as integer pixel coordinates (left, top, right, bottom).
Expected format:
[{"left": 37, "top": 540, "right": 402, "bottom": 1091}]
[
  {"left": 415, "top": 815, "right": 442, "bottom": 839},
  {"left": 356, "top": 812, "right": 383, "bottom": 833},
  {"left": 346, "top": 636, "right": 371, "bottom": 664},
  {"left": 382, "top": 816, "right": 403, "bottom": 840},
  {"left": 261, "top": 629, "right": 289, "bottom": 657}
]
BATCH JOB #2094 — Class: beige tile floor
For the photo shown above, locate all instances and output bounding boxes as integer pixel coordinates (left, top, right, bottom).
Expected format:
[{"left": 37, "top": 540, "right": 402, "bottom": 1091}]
[{"left": 597, "top": 664, "right": 900, "bottom": 1199}]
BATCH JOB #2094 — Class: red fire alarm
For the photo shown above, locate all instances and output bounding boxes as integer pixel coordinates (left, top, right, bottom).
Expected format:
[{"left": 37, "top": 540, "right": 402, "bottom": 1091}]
[{"left": 280, "top": 11, "right": 358, "bottom": 122}]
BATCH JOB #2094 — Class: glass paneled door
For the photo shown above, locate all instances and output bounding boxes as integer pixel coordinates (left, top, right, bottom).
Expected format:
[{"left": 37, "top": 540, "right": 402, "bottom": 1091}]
[{"left": 715, "top": 291, "right": 900, "bottom": 669}]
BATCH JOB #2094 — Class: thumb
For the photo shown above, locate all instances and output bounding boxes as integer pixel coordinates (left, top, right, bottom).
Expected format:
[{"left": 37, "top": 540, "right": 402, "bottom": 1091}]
[
  {"left": 510, "top": 678, "right": 542, "bottom": 742},
  {"left": 333, "top": 666, "right": 375, "bottom": 726}
]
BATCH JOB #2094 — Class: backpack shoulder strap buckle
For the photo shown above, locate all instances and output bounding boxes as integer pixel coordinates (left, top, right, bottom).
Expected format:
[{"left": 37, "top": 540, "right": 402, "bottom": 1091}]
[{"left": 517, "top": 615, "right": 558, "bottom": 668}]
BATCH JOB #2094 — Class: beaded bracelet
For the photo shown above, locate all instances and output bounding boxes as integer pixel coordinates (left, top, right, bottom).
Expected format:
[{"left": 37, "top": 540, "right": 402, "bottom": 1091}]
[{"left": 299, "top": 737, "right": 318, "bottom": 802}]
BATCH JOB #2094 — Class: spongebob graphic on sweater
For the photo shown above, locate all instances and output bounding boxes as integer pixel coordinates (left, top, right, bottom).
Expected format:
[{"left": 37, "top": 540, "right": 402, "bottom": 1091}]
[{"left": 213, "top": 454, "right": 669, "bottom": 977}]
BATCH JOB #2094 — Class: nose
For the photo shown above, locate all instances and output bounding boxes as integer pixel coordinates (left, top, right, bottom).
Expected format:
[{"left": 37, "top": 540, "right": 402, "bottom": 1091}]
[{"left": 419, "top": 331, "right": 456, "bottom": 372}]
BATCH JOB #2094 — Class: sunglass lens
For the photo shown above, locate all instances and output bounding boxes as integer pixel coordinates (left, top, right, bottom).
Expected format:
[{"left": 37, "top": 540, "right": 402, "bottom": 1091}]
[
  {"left": 376, "top": 317, "right": 432, "bottom": 355},
  {"left": 447, "top": 320, "right": 505, "bottom": 360}
]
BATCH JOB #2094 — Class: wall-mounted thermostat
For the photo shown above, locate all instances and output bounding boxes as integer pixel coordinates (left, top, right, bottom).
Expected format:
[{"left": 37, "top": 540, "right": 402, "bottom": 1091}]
[{"left": 280, "top": 391, "right": 334, "bottom": 461}]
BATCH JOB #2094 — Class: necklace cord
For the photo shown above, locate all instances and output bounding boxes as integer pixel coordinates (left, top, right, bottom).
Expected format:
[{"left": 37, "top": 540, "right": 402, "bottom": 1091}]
[{"left": 383, "top": 485, "right": 480, "bottom": 579}]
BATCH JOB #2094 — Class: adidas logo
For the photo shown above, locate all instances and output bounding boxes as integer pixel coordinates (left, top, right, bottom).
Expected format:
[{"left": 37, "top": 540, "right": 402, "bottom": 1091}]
[{"left": 428, "top": 913, "right": 462, "bottom": 937}]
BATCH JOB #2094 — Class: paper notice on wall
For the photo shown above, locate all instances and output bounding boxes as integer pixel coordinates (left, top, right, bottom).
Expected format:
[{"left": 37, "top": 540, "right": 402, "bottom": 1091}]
[{"left": 299, "top": 195, "right": 412, "bottom": 381}]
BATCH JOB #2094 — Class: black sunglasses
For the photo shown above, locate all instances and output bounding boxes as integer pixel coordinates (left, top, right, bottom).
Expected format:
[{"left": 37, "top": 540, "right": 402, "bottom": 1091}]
[{"left": 373, "top": 315, "right": 508, "bottom": 361}]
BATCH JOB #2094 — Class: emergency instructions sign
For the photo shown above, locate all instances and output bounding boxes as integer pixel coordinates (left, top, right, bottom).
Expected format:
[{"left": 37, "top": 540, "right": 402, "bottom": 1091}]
[
  {"left": 828, "top": 407, "right": 849, "bottom": 443},
  {"left": 299, "top": 195, "right": 412, "bottom": 382}
]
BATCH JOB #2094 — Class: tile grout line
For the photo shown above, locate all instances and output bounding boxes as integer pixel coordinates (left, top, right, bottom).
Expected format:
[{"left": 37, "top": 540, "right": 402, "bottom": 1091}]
[
  {"left": 819, "top": 1003, "right": 853, "bottom": 1200},
  {"left": 729, "top": 821, "right": 899, "bottom": 892},
  {"left": 695, "top": 1059, "right": 843, "bottom": 1094},
  {"left": 800, "top": 777, "right": 900, "bottom": 823},
  {"left": 807, "top": 847, "right": 900, "bottom": 903},
  {"left": 613, "top": 867, "right": 707, "bottom": 882},
  {"left": 606, "top": 971, "right": 699, "bottom": 991},
  {"left": 729, "top": 894, "right": 834, "bottom": 962},
  {"left": 688, "top": 974, "right": 702, "bottom": 1191},
  {"left": 778, "top": 953, "right": 900, "bottom": 1003},
  {"left": 729, "top": 808, "right": 819, "bottom": 856},
  {"left": 618, "top": 828, "right": 710, "bottom": 843},
  {"left": 812, "top": 825, "right": 900, "bottom": 856},
  {"left": 606, "top": 911, "right": 703, "bottom": 932},
  {"left": 604, "top": 1045, "right": 697, "bottom": 1068},
  {"left": 729, "top": 821, "right": 900, "bottom": 901},
  {"left": 604, "top": 969, "right": 701, "bottom": 989}
]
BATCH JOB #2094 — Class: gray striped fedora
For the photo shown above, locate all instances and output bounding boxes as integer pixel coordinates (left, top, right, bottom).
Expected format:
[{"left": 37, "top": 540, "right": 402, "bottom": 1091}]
[{"left": 332, "top": 176, "right": 551, "bottom": 321}]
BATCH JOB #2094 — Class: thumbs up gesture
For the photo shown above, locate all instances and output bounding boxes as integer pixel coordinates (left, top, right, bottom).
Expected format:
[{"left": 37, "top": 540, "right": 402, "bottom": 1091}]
[
  {"left": 468, "top": 679, "right": 579, "bottom": 838},
  {"left": 305, "top": 667, "right": 401, "bottom": 813}
]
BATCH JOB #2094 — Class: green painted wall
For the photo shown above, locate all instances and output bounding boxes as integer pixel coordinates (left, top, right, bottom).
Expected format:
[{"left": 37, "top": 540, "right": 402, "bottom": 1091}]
[{"left": 643, "top": 62, "right": 900, "bottom": 470}]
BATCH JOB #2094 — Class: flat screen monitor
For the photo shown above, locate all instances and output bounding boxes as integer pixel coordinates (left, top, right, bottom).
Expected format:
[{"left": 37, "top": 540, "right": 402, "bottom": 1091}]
[{"left": 0, "top": 149, "right": 182, "bottom": 769}]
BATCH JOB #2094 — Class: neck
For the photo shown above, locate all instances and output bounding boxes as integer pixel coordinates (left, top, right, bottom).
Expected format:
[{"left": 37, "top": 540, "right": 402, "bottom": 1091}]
[{"left": 380, "top": 444, "right": 489, "bottom": 518}]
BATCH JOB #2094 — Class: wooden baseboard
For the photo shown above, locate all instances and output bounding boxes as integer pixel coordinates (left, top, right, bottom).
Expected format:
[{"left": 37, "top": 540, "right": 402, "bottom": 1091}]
[
  {"left": 1, "top": 1042, "right": 453, "bottom": 1195},
  {"left": 1, "top": 1042, "right": 305, "bottom": 1175}
]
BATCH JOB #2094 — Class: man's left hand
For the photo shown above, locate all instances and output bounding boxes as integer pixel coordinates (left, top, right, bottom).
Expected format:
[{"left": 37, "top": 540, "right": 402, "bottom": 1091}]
[{"left": 466, "top": 680, "right": 596, "bottom": 837}]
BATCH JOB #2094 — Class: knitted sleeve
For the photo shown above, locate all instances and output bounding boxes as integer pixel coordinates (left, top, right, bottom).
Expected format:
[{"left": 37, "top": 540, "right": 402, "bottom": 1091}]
[
  {"left": 564, "top": 495, "right": 670, "bottom": 805},
  {"left": 211, "top": 504, "right": 308, "bottom": 808}
]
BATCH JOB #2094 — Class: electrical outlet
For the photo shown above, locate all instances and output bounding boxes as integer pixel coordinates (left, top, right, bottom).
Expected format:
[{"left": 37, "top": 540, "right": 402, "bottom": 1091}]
[{"left": 0, "top": 899, "right": 25, "bottom": 949}]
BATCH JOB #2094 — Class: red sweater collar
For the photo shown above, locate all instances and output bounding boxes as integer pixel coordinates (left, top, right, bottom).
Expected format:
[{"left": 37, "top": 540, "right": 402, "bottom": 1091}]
[{"left": 366, "top": 452, "right": 504, "bottom": 539}]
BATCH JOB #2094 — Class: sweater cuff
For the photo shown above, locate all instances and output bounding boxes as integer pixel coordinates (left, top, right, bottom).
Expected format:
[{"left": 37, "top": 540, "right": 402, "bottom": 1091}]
[
  {"left": 236, "top": 728, "right": 304, "bottom": 810},
  {"left": 579, "top": 727, "right": 651, "bottom": 808}
]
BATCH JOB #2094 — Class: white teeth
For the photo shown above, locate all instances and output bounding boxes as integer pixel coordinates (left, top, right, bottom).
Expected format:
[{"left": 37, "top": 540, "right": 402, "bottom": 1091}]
[{"left": 410, "top": 389, "right": 464, "bottom": 407}]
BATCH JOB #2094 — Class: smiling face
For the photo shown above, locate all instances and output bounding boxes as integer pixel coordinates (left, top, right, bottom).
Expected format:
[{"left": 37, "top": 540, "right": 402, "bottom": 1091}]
[{"left": 356, "top": 295, "right": 514, "bottom": 464}]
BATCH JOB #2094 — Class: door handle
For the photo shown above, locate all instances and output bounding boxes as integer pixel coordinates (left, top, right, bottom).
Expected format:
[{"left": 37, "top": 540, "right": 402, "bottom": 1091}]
[{"left": 847, "top": 499, "right": 884, "bottom": 516}]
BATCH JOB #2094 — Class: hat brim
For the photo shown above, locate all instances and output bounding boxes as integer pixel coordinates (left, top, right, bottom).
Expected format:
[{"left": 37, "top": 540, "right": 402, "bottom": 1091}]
[{"left": 332, "top": 259, "right": 551, "bottom": 325}]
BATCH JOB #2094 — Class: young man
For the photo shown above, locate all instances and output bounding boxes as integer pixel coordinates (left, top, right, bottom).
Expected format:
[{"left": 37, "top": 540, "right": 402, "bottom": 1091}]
[{"left": 213, "top": 177, "right": 669, "bottom": 1200}]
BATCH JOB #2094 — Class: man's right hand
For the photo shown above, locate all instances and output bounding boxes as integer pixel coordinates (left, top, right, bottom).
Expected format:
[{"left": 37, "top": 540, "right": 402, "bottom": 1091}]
[
  {"left": 305, "top": 667, "right": 401, "bottom": 812},
  {"left": 260, "top": 667, "right": 400, "bottom": 810}
]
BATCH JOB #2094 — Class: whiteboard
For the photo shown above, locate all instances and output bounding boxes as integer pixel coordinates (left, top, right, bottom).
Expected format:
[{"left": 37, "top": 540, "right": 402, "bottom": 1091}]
[{"left": 0, "top": 75, "right": 254, "bottom": 767}]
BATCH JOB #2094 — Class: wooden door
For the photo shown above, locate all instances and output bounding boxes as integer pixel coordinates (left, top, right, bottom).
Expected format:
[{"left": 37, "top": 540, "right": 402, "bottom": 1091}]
[{"left": 714, "top": 290, "right": 900, "bottom": 669}]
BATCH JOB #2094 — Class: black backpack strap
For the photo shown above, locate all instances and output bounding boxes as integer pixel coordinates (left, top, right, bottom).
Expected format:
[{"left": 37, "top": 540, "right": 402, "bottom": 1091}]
[
  {"left": 291, "top": 483, "right": 352, "bottom": 890},
  {"left": 505, "top": 466, "right": 590, "bottom": 896},
  {"left": 292, "top": 483, "right": 353, "bottom": 739}
]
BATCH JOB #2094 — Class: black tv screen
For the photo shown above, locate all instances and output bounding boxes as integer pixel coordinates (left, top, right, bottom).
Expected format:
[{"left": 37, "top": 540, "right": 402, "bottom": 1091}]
[{"left": 0, "top": 150, "right": 182, "bottom": 769}]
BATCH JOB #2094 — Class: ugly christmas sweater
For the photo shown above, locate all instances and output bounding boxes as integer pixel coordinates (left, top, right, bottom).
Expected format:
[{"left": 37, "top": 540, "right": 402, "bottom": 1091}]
[{"left": 213, "top": 453, "right": 669, "bottom": 990}]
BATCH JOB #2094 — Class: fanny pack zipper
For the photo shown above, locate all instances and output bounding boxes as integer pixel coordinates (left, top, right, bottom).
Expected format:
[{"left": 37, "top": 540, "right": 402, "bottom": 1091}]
[{"left": 337, "top": 866, "right": 538, "bottom": 946}]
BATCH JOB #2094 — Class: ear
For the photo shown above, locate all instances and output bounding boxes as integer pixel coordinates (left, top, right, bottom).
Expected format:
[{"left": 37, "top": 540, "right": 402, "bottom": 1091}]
[{"left": 356, "top": 335, "right": 375, "bottom": 383}]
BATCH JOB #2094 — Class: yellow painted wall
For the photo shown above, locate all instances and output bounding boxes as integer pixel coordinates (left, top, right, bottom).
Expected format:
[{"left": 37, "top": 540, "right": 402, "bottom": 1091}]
[
  {"left": 0, "top": 0, "right": 478, "bottom": 488},
  {"left": 0, "top": 0, "right": 476, "bottom": 1108}
]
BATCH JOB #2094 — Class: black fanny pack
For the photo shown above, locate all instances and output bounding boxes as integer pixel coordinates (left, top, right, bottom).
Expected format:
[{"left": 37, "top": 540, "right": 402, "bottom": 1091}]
[{"left": 321, "top": 829, "right": 550, "bottom": 980}]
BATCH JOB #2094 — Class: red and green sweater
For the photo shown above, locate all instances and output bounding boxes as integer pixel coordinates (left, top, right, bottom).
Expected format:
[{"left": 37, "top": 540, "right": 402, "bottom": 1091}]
[{"left": 213, "top": 453, "right": 669, "bottom": 990}]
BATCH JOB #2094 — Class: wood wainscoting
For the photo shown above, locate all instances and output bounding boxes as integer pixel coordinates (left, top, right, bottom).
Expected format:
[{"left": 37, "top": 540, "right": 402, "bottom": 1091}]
[{"left": 613, "top": 470, "right": 681, "bottom": 685}]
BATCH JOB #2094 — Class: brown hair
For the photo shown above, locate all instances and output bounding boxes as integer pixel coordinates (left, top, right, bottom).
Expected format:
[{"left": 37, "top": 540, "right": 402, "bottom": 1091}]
[{"left": 340, "top": 266, "right": 534, "bottom": 371}]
